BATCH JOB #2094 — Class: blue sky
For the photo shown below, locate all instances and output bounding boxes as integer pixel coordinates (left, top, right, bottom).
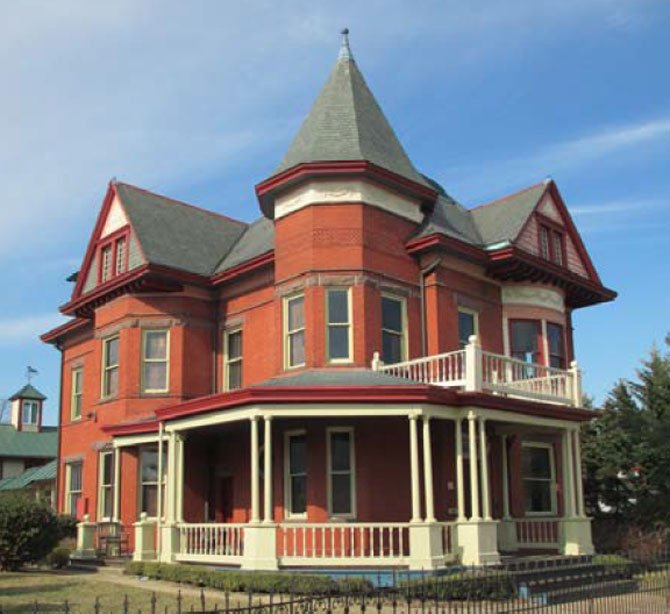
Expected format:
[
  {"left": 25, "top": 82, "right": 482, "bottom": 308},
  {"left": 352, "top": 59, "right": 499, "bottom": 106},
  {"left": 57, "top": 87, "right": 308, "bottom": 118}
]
[{"left": 1, "top": 1, "right": 668, "bottom": 425}]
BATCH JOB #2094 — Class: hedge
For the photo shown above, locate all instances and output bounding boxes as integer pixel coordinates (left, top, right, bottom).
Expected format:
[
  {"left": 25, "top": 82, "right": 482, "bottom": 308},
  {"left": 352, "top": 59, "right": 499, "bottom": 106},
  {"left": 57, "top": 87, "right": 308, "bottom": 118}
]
[
  {"left": 125, "top": 562, "right": 373, "bottom": 594},
  {"left": 398, "top": 571, "right": 515, "bottom": 601}
]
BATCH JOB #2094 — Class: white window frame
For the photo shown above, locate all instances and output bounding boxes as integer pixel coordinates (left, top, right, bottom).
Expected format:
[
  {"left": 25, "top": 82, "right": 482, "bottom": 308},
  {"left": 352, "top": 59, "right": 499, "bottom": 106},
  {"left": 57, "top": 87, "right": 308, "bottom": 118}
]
[
  {"left": 138, "top": 446, "right": 166, "bottom": 519},
  {"left": 98, "top": 451, "right": 115, "bottom": 521},
  {"left": 71, "top": 367, "right": 83, "bottom": 421},
  {"left": 101, "top": 335, "right": 120, "bottom": 399},
  {"left": 64, "top": 461, "right": 83, "bottom": 516},
  {"left": 457, "top": 306, "right": 479, "bottom": 349},
  {"left": 22, "top": 400, "right": 39, "bottom": 425},
  {"left": 283, "top": 293, "right": 306, "bottom": 370},
  {"left": 326, "top": 427, "right": 356, "bottom": 519},
  {"left": 522, "top": 442, "right": 557, "bottom": 517},
  {"left": 283, "top": 429, "right": 307, "bottom": 520},
  {"left": 325, "top": 287, "right": 353, "bottom": 364},
  {"left": 223, "top": 328, "right": 243, "bottom": 391},
  {"left": 381, "top": 293, "right": 408, "bottom": 364},
  {"left": 141, "top": 329, "right": 170, "bottom": 394}
]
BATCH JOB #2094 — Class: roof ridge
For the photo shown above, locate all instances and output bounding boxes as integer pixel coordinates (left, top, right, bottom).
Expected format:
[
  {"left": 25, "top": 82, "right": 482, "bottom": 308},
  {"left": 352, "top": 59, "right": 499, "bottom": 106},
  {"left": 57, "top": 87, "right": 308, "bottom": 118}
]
[
  {"left": 115, "top": 181, "right": 248, "bottom": 227},
  {"left": 469, "top": 180, "right": 548, "bottom": 212}
]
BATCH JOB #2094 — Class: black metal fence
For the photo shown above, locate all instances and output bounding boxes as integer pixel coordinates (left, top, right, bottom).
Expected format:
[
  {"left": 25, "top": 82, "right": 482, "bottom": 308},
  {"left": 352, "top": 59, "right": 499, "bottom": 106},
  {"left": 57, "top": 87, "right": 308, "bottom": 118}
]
[{"left": 2, "top": 554, "right": 669, "bottom": 614}]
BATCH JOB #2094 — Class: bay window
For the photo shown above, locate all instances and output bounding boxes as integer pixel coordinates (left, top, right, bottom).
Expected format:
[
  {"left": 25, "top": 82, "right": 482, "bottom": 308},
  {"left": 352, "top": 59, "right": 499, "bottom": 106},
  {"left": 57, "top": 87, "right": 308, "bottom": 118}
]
[
  {"left": 326, "top": 288, "right": 352, "bottom": 362},
  {"left": 522, "top": 443, "right": 556, "bottom": 515},
  {"left": 510, "top": 320, "right": 541, "bottom": 364},
  {"left": 547, "top": 323, "right": 566, "bottom": 368},
  {"left": 141, "top": 330, "right": 169, "bottom": 393},
  {"left": 381, "top": 294, "right": 406, "bottom": 364},
  {"left": 284, "top": 294, "right": 305, "bottom": 369}
]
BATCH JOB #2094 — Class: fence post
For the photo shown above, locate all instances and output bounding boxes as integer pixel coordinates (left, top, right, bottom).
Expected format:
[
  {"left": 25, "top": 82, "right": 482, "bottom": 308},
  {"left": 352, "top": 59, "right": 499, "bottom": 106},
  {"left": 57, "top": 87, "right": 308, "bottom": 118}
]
[{"left": 464, "top": 335, "right": 482, "bottom": 392}]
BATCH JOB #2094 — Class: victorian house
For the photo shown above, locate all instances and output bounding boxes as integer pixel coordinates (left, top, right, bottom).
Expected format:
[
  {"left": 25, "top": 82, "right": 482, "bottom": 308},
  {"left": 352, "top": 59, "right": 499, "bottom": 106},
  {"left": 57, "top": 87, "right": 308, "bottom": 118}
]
[{"left": 43, "top": 32, "right": 615, "bottom": 569}]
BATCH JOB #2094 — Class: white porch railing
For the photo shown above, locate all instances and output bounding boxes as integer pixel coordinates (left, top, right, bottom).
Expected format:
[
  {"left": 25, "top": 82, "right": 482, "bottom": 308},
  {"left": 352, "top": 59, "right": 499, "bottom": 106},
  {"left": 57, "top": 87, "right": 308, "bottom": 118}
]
[
  {"left": 277, "top": 522, "right": 410, "bottom": 566},
  {"left": 176, "top": 523, "right": 245, "bottom": 564},
  {"left": 514, "top": 518, "right": 562, "bottom": 548},
  {"left": 374, "top": 336, "right": 581, "bottom": 407}
]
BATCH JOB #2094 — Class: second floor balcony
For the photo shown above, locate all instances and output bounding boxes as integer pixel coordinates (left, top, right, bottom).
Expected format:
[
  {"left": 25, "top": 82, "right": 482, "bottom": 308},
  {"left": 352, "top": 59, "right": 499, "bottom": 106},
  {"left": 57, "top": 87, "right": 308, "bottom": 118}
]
[{"left": 371, "top": 335, "right": 582, "bottom": 407}]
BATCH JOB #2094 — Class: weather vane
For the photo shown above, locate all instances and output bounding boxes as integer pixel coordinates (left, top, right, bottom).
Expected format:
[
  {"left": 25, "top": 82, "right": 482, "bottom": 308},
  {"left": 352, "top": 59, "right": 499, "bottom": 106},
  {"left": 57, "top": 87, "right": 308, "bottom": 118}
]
[{"left": 26, "top": 366, "right": 38, "bottom": 384}]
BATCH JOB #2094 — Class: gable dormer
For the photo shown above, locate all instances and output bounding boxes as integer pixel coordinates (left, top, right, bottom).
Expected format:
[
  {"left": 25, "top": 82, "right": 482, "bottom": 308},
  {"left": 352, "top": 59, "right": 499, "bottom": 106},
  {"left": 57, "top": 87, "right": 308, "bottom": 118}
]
[{"left": 9, "top": 384, "right": 46, "bottom": 432}]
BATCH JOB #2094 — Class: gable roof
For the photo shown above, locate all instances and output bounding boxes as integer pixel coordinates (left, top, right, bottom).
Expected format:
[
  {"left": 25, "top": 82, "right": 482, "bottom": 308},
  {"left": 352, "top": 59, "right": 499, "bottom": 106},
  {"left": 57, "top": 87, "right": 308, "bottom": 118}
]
[
  {"left": 0, "top": 459, "right": 56, "bottom": 491},
  {"left": 274, "top": 32, "right": 430, "bottom": 189},
  {"left": 469, "top": 181, "right": 548, "bottom": 247},
  {"left": 0, "top": 425, "right": 58, "bottom": 458},
  {"left": 115, "top": 183, "right": 248, "bottom": 277},
  {"left": 215, "top": 216, "right": 274, "bottom": 274},
  {"left": 9, "top": 384, "right": 46, "bottom": 401}
]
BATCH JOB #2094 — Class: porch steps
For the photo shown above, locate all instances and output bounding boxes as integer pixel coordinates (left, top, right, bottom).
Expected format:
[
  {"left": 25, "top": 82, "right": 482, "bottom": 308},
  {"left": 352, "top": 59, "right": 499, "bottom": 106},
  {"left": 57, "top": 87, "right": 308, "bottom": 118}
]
[{"left": 505, "top": 556, "right": 638, "bottom": 605}]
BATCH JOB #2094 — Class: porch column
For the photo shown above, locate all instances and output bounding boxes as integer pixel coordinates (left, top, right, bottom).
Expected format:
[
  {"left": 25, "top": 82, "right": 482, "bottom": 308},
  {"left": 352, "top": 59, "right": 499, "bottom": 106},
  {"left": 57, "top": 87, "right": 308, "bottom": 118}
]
[
  {"left": 408, "top": 415, "right": 421, "bottom": 522},
  {"left": 112, "top": 447, "right": 121, "bottom": 521},
  {"left": 176, "top": 434, "right": 185, "bottom": 523},
  {"left": 478, "top": 417, "right": 492, "bottom": 521},
  {"left": 422, "top": 416, "right": 435, "bottom": 523},
  {"left": 455, "top": 419, "right": 466, "bottom": 521},
  {"left": 263, "top": 416, "right": 273, "bottom": 523},
  {"left": 468, "top": 412, "right": 480, "bottom": 520},
  {"left": 250, "top": 416, "right": 260, "bottom": 523},
  {"left": 165, "top": 431, "right": 178, "bottom": 522},
  {"left": 158, "top": 431, "right": 180, "bottom": 563},
  {"left": 562, "top": 429, "right": 576, "bottom": 518},
  {"left": 501, "top": 435, "right": 510, "bottom": 519},
  {"left": 572, "top": 428, "right": 585, "bottom": 517}
]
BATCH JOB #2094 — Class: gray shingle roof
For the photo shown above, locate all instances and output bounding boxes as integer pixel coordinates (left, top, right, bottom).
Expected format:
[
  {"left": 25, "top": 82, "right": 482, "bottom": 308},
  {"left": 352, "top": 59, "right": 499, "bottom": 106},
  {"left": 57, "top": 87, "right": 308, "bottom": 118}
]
[
  {"left": 9, "top": 384, "right": 46, "bottom": 401},
  {"left": 256, "top": 369, "right": 420, "bottom": 387},
  {"left": 215, "top": 217, "right": 274, "bottom": 274},
  {"left": 115, "top": 183, "right": 248, "bottom": 277},
  {"left": 0, "top": 425, "right": 58, "bottom": 458},
  {"left": 274, "top": 42, "right": 430, "bottom": 189},
  {"left": 470, "top": 181, "right": 548, "bottom": 247}
]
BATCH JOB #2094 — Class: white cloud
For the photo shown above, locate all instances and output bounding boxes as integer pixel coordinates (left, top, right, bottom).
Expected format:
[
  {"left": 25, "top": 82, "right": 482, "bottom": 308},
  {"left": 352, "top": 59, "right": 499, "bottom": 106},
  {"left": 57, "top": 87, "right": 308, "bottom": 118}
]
[
  {"left": 0, "top": 314, "right": 69, "bottom": 346},
  {"left": 570, "top": 198, "right": 668, "bottom": 216}
]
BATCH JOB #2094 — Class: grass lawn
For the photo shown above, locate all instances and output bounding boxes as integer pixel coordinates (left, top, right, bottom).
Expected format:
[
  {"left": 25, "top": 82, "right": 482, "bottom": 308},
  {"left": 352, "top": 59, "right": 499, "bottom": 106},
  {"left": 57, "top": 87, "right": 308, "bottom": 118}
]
[{"left": 0, "top": 569, "right": 209, "bottom": 613}]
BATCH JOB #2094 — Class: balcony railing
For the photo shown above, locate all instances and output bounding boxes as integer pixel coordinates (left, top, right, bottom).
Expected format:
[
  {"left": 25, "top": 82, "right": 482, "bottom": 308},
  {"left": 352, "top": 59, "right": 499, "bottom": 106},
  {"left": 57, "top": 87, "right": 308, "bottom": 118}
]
[{"left": 373, "top": 335, "right": 581, "bottom": 407}]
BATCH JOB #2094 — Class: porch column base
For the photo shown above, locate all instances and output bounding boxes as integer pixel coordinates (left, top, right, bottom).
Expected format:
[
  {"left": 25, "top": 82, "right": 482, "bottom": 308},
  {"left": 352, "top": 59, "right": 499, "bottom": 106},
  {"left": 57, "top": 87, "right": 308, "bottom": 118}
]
[
  {"left": 241, "top": 524, "right": 278, "bottom": 571},
  {"left": 408, "top": 523, "right": 444, "bottom": 570},
  {"left": 454, "top": 520, "right": 501, "bottom": 566},
  {"left": 158, "top": 523, "right": 180, "bottom": 563},
  {"left": 133, "top": 514, "right": 157, "bottom": 562},
  {"left": 561, "top": 517, "right": 594, "bottom": 556},
  {"left": 497, "top": 519, "right": 517, "bottom": 552},
  {"left": 72, "top": 515, "right": 97, "bottom": 560}
]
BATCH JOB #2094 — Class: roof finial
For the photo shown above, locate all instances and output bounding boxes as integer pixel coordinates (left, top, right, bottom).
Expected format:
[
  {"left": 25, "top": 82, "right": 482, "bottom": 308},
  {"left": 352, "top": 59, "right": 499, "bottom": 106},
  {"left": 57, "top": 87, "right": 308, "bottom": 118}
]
[{"left": 338, "top": 28, "right": 353, "bottom": 61}]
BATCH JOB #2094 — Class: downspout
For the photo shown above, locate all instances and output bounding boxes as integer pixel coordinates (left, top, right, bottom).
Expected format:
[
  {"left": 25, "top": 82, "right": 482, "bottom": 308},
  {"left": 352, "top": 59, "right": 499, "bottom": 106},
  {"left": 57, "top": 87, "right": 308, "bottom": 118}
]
[
  {"left": 212, "top": 293, "right": 221, "bottom": 394},
  {"left": 419, "top": 257, "right": 443, "bottom": 357},
  {"left": 55, "top": 341, "right": 65, "bottom": 512}
]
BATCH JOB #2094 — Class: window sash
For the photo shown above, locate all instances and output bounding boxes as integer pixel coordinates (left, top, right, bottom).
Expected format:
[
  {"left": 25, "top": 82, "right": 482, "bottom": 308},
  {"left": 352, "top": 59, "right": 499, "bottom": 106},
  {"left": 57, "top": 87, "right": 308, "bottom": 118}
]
[
  {"left": 552, "top": 231, "right": 564, "bottom": 265},
  {"left": 326, "top": 289, "right": 352, "bottom": 362},
  {"left": 22, "top": 401, "right": 38, "bottom": 424},
  {"left": 547, "top": 323, "right": 566, "bottom": 369},
  {"left": 139, "top": 447, "right": 166, "bottom": 518},
  {"left": 328, "top": 429, "right": 355, "bottom": 517},
  {"left": 510, "top": 320, "right": 541, "bottom": 364},
  {"left": 102, "top": 337, "right": 119, "bottom": 398},
  {"left": 141, "top": 330, "right": 169, "bottom": 393},
  {"left": 224, "top": 329, "right": 243, "bottom": 390},
  {"left": 539, "top": 226, "right": 550, "bottom": 259},
  {"left": 66, "top": 462, "right": 83, "bottom": 516},
  {"left": 381, "top": 295, "right": 406, "bottom": 364},
  {"left": 71, "top": 368, "right": 83, "bottom": 420},
  {"left": 285, "top": 432, "right": 307, "bottom": 517},
  {"left": 457, "top": 308, "right": 478, "bottom": 349},
  {"left": 285, "top": 295, "right": 305, "bottom": 368},
  {"left": 99, "top": 452, "right": 115, "bottom": 520},
  {"left": 101, "top": 245, "right": 113, "bottom": 282},
  {"left": 521, "top": 444, "right": 556, "bottom": 515},
  {"left": 115, "top": 237, "right": 127, "bottom": 274}
]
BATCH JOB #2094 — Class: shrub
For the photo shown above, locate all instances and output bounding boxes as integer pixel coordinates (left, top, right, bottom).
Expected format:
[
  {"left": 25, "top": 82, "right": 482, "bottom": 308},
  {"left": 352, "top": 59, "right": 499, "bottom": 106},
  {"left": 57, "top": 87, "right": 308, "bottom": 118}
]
[
  {"left": 45, "top": 546, "right": 71, "bottom": 569},
  {"left": 125, "top": 562, "right": 372, "bottom": 594},
  {"left": 620, "top": 525, "right": 669, "bottom": 563},
  {"left": 56, "top": 515, "right": 78, "bottom": 539},
  {"left": 0, "top": 494, "right": 62, "bottom": 571},
  {"left": 399, "top": 571, "right": 515, "bottom": 601}
]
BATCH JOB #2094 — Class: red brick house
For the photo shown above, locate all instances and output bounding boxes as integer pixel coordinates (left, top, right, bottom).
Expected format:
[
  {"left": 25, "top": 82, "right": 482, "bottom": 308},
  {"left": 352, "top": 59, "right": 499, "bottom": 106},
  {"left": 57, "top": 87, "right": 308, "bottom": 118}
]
[{"left": 43, "top": 32, "right": 615, "bottom": 569}]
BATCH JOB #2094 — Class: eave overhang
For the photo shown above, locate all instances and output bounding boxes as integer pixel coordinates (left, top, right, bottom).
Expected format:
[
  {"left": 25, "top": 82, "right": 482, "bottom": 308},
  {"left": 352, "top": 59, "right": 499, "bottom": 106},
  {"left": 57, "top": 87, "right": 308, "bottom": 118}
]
[{"left": 255, "top": 161, "right": 438, "bottom": 220}]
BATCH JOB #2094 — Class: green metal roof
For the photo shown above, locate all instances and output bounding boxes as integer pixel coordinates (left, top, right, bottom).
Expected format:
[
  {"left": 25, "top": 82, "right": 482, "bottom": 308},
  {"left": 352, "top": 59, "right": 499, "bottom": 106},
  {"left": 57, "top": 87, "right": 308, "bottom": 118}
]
[
  {"left": 0, "top": 425, "right": 57, "bottom": 458},
  {"left": 0, "top": 459, "right": 56, "bottom": 491},
  {"left": 9, "top": 384, "right": 46, "bottom": 401},
  {"left": 274, "top": 31, "right": 430, "bottom": 189}
]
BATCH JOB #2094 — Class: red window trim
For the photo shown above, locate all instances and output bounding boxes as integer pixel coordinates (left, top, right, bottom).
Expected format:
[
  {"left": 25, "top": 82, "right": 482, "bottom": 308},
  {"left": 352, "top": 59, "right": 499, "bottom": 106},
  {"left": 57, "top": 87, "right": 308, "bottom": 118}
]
[{"left": 97, "top": 227, "right": 130, "bottom": 284}]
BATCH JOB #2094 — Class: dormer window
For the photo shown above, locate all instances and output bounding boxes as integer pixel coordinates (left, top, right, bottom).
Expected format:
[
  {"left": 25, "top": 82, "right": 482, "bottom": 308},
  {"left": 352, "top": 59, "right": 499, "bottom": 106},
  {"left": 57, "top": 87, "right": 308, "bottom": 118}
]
[
  {"left": 22, "top": 400, "right": 39, "bottom": 425},
  {"left": 539, "top": 224, "right": 564, "bottom": 267},
  {"left": 98, "top": 232, "right": 128, "bottom": 284}
]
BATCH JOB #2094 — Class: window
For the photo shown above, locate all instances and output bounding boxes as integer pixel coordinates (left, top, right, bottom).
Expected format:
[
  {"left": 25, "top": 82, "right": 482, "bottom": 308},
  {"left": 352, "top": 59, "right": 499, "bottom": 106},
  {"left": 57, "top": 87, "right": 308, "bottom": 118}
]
[
  {"left": 539, "top": 224, "right": 564, "bottom": 266},
  {"left": 139, "top": 447, "right": 166, "bottom": 518},
  {"left": 328, "top": 429, "right": 355, "bottom": 517},
  {"left": 547, "top": 323, "right": 566, "bottom": 369},
  {"left": 99, "top": 234, "right": 128, "bottom": 283},
  {"left": 285, "top": 432, "right": 307, "bottom": 517},
  {"left": 65, "top": 462, "right": 83, "bottom": 516},
  {"left": 71, "top": 368, "right": 83, "bottom": 420},
  {"left": 102, "top": 336, "right": 119, "bottom": 398},
  {"left": 522, "top": 444, "right": 556, "bottom": 515},
  {"left": 142, "top": 330, "right": 169, "bottom": 393},
  {"left": 381, "top": 295, "right": 406, "bottom": 364},
  {"left": 22, "top": 400, "right": 39, "bottom": 425},
  {"left": 284, "top": 295, "right": 305, "bottom": 369},
  {"left": 510, "top": 320, "right": 541, "bottom": 364},
  {"left": 98, "top": 451, "right": 114, "bottom": 520},
  {"left": 552, "top": 231, "right": 564, "bottom": 266},
  {"left": 539, "top": 225, "right": 550, "bottom": 260},
  {"left": 224, "top": 329, "right": 243, "bottom": 391},
  {"left": 458, "top": 308, "right": 478, "bottom": 349},
  {"left": 326, "top": 289, "right": 352, "bottom": 362}
]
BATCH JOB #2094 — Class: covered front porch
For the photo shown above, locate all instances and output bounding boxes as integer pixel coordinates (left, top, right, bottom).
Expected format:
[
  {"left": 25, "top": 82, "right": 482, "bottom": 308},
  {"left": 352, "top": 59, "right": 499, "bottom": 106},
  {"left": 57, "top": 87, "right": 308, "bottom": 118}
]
[{"left": 78, "top": 403, "right": 593, "bottom": 570}]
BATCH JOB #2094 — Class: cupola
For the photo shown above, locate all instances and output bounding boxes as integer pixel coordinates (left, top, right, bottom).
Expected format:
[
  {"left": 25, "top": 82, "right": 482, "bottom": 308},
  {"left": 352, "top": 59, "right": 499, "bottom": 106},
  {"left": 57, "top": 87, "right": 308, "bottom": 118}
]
[{"left": 9, "top": 384, "right": 46, "bottom": 432}]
